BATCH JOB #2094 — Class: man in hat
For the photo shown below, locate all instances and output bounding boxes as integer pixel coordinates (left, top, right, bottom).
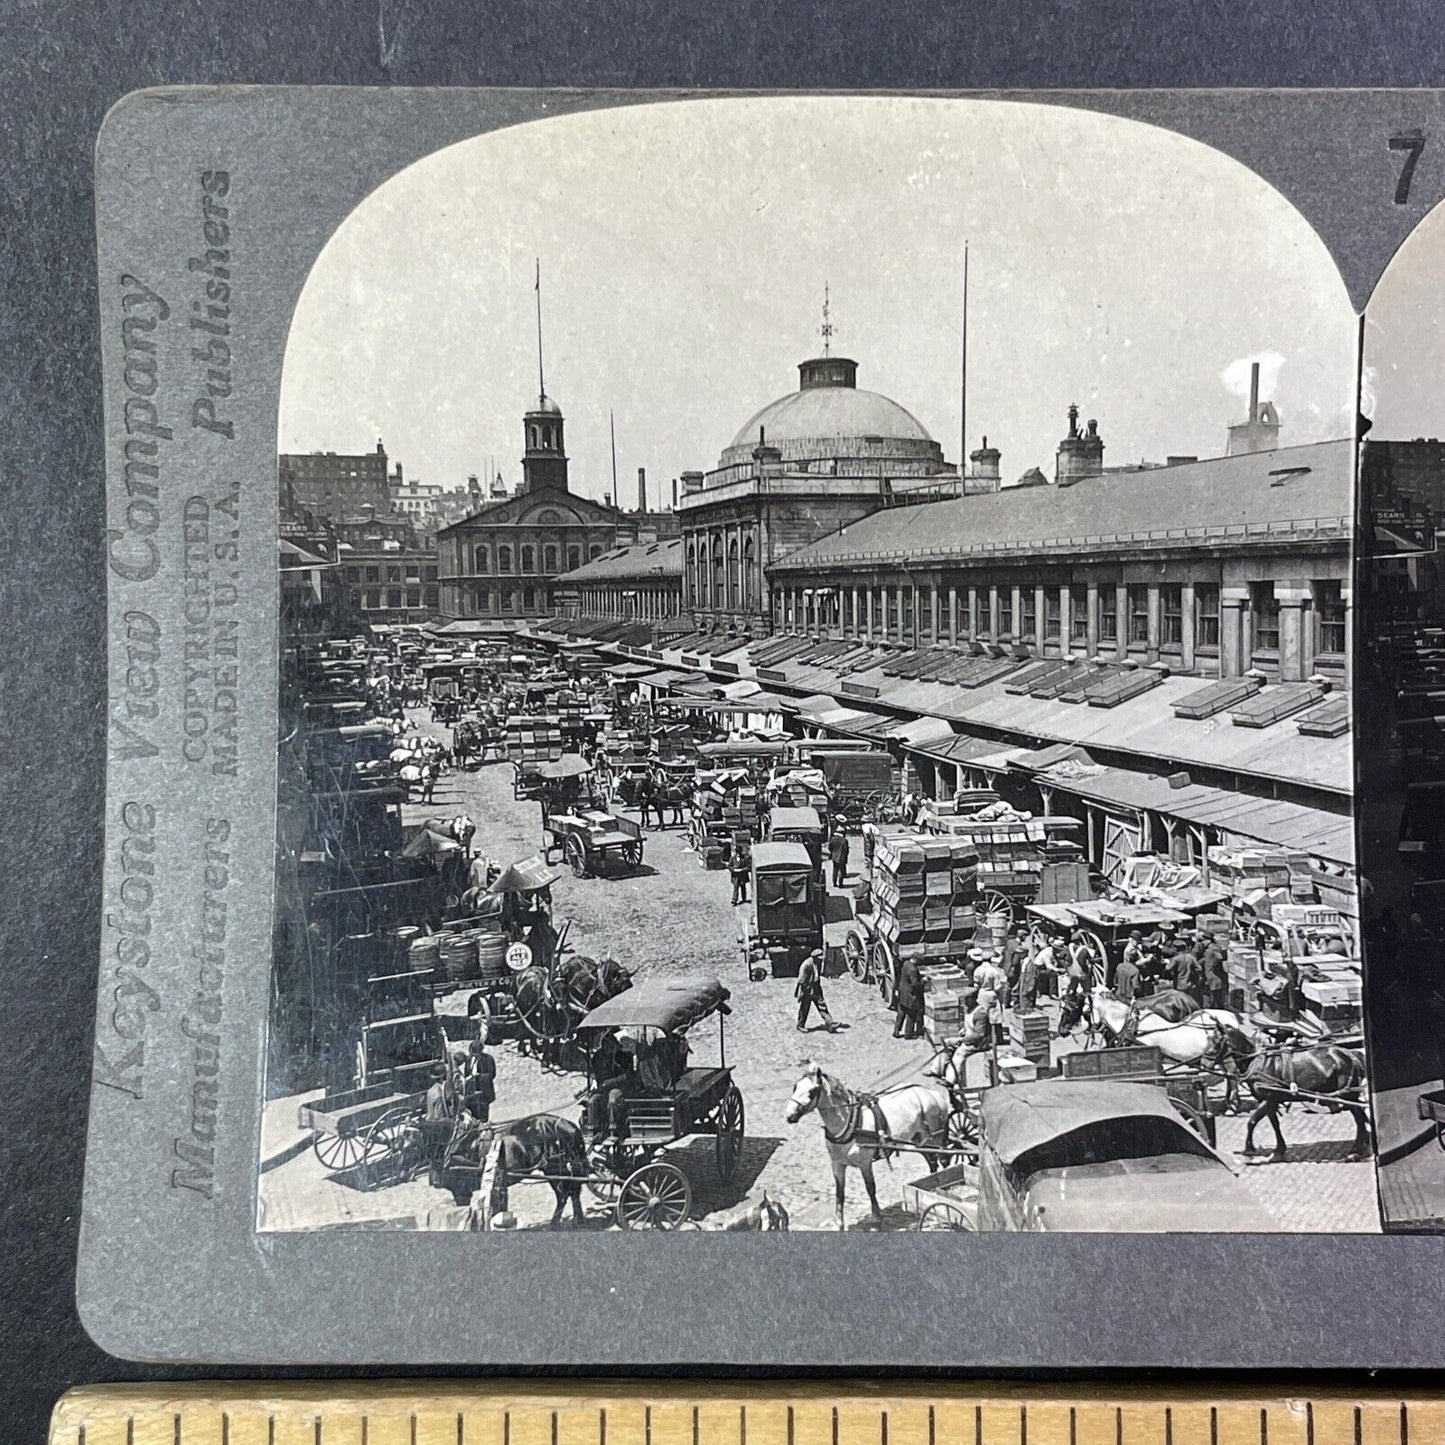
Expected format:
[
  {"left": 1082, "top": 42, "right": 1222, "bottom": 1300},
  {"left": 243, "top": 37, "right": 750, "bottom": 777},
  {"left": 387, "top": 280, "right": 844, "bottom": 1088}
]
[
  {"left": 1172, "top": 933, "right": 1203, "bottom": 1006},
  {"left": 1201, "top": 932, "right": 1230, "bottom": 1010},
  {"left": 795, "top": 948, "right": 841, "bottom": 1033},
  {"left": 893, "top": 953, "right": 925, "bottom": 1039},
  {"left": 729, "top": 832, "right": 751, "bottom": 906},
  {"left": 1112, "top": 933, "right": 1143, "bottom": 1004},
  {"left": 828, "top": 827, "right": 851, "bottom": 890},
  {"left": 972, "top": 950, "right": 1008, "bottom": 1009}
]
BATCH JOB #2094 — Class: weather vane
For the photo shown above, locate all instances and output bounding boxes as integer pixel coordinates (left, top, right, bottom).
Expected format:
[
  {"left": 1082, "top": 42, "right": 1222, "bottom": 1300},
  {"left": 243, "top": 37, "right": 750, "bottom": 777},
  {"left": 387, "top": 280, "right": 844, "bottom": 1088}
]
[{"left": 820, "top": 281, "right": 835, "bottom": 356}]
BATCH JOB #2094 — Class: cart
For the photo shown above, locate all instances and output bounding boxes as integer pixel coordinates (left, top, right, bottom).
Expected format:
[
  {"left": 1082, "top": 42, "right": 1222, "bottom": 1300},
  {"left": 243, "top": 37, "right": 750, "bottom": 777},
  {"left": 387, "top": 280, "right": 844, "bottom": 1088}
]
[
  {"left": 575, "top": 976, "right": 746, "bottom": 1229},
  {"left": 297, "top": 1080, "right": 432, "bottom": 1178},
  {"left": 768, "top": 804, "right": 827, "bottom": 877},
  {"left": 740, "top": 841, "right": 823, "bottom": 980},
  {"left": 544, "top": 807, "right": 644, "bottom": 878},
  {"left": 921, "top": 812, "right": 1086, "bottom": 927},
  {"left": 1024, "top": 897, "right": 1193, "bottom": 988}
]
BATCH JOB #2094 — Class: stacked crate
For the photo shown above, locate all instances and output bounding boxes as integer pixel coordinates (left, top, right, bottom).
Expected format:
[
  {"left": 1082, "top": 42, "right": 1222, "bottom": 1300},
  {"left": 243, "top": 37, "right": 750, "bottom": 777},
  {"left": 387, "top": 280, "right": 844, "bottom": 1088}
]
[{"left": 1007, "top": 1009, "right": 1052, "bottom": 1071}]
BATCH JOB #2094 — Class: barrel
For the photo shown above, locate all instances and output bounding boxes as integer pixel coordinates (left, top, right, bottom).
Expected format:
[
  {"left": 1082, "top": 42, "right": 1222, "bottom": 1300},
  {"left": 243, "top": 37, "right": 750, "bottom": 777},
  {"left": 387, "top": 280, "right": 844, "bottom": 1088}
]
[
  {"left": 476, "top": 933, "right": 508, "bottom": 979},
  {"left": 440, "top": 934, "right": 476, "bottom": 982},
  {"left": 408, "top": 934, "right": 442, "bottom": 978}
]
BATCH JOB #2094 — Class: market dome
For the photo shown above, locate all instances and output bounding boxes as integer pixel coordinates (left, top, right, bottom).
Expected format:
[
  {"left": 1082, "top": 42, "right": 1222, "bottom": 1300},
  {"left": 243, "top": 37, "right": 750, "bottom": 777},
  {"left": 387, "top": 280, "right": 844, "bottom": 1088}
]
[{"left": 713, "top": 355, "right": 948, "bottom": 484}]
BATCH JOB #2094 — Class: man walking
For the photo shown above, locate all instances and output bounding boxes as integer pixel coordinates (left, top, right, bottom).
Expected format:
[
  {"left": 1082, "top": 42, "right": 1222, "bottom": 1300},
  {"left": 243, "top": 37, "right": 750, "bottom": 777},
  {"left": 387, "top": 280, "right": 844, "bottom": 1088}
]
[
  {"left": 828, "top": 827, "right": 850, "bottom": 890},
  {"left": 729, "top": 832, "right": 751, "bottom": 907},
  {"left": 1172, "top": 934, "right": 1203, "bottom": 1006},
  {"left": 1201, "top": 934, "right": 1230, "bottom": 1010},
  {"left": 795, "top": 948, "right": 841, "bottom": 1033},
  {"left": 893, "top": 953, "right": 924, "bottom": 1039},
  {"left": 1112, "top": 941, "right": 1142, "bottom": 1004}
]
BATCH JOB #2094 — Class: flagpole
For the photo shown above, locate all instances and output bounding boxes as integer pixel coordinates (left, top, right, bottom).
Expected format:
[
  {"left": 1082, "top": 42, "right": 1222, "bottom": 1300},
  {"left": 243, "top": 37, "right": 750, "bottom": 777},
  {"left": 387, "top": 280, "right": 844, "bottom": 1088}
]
[
  {"left": 535, "top": 258, "right": 545, "bottom": 398},
  {"left": 960, "top": 240, "right": 969, "bottom": 486},
  {"left": 610, "top": 410, "right": 618, "bottom": 503}
]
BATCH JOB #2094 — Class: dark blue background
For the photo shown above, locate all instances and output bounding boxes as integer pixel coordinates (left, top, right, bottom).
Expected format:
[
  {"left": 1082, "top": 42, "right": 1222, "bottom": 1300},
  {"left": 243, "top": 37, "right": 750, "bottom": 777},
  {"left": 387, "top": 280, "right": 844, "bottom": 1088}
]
[{"left": 4, "top": 3, "right": 1443, "bottom": 1442}]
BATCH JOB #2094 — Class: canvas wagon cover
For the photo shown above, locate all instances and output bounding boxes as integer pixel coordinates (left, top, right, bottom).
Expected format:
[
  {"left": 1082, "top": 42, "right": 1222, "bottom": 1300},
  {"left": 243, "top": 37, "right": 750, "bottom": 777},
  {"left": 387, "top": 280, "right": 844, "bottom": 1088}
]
[{"left": 577, "top": 976, "right": 731, "bottom": 1034}]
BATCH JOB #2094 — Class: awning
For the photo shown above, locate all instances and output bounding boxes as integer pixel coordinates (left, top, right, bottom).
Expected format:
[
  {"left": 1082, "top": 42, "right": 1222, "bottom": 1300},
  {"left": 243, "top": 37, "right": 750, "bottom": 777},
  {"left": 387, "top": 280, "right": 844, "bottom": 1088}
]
[
  {"left": 635, "top": 668, "right": 688, "bottom": 688},
  {"left": 671, "top": 673, "right": 725, "bottom": 697},
  {"left": 1036, "top": 761, "right": 1355, "bottom": 865},
  {"left": 813, "top": 706, "right": 886, "bottom": 735},
  {"left": 788, "top": 692, "right": 844, "bottom": 720},
  {"left": 1014, "top": 742, "right": 1093, "bottom": 772},
  {"left": 887, "top": 716, "right": 957, "bottom": 750},
  {"left": 722, "top": 678, "right": 763, "bottom": 699},
  {"left": 604, "top": 661, "right": 657, "bottom": 680}
]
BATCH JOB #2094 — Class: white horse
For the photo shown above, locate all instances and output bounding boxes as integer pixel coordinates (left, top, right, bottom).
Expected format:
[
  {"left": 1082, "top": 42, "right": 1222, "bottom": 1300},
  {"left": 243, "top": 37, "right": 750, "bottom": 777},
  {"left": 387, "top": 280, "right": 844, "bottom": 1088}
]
[
  {"left": 1086, "top": 993, "right": 1260, "bottom": 1100},
  {"left": 785, "top": 1063, "right": 951, "bottom": 1230}
]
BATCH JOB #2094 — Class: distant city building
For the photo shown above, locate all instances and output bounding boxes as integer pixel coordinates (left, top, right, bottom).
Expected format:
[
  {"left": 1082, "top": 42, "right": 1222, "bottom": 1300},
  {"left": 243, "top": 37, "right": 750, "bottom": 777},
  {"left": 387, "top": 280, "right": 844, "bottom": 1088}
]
[
  {"left": 280, "top": 441, "right": 395, "bottom": 522},
  {"left": 436, "top": 390, "right": 677, "bottom": 621},
  {"left": 553, "top": 537, "right": 684, "bottom": 622},
  {"left": 678, "top": 352, "right": 956, "bottom": 636}
]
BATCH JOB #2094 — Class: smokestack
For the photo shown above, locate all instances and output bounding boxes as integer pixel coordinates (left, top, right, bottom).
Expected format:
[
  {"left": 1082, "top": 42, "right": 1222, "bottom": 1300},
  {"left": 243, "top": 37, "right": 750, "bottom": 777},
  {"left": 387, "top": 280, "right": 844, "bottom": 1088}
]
[
  {"left": 671, "top": 477, "right": 678, "bottom": 509},
  {"left": 1249, "top": 362, "right": 1260, "bottom": 423},
  {"left": 637, "top": 466, "right": 647, "bottom": 513},
  {"left": 603, "top": 493, "right": 612, "bottom": 509}
]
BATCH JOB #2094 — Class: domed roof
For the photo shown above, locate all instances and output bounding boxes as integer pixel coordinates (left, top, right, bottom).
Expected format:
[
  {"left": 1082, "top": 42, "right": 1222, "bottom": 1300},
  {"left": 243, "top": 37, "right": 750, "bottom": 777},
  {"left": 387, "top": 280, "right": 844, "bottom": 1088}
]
[
  {"left": 527, "top": 393, "right": 563, "bottom": 417},
  {"left": 729, "top": 386, "right": 934, "bottom": 452}
]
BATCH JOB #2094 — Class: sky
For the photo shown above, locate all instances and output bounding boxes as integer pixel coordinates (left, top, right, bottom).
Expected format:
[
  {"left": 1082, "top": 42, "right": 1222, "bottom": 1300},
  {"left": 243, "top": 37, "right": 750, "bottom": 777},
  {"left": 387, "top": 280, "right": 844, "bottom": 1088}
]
[
  {"left": 279, "top": 96, "right": 1359, "bottom": 505},
  {"left": 1363, "top": 199, "right": 1445, "bottom": 438}
]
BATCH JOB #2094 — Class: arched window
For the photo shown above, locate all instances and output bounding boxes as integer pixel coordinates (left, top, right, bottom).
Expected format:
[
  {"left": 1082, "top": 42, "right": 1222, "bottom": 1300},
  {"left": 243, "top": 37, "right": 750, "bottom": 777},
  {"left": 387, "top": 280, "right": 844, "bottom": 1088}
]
[
  {"left": 742, "top": 535, "right": 756, "bottom": 610},
  {"left": 589, "top": 544, "right": 603, "bottom": 560},
  {"left": 523, "top": 587, "right": 536, "bottom": 611},
  {"left": 544, "top": 544, "right": 558, "bottom": 573},
  {"left": 521, "top": 545, "right": 535, "bottom": 573},
  {"left": 528, "top": 426, "right": 539, "bottom": 449},
  {"left": 686, "top": 544, "right": 696, "bottom": 605},
  {"left": 567, "top": 546, "right": 581, "bottom": 571},
  {"left": 473, "top": 544, "right": 489, "bottom": 574},
  {"left": 697, "top": 542, "right": 708, "bottom": 606},
  {"left": 498, "top": 544, "right": 512, "bottom": 573},
  {"left": 711, "top": 533, "right": 724, "bottom": 605},
  {"left": 728, "top": 538, "right": 740, "bottom": 609}
]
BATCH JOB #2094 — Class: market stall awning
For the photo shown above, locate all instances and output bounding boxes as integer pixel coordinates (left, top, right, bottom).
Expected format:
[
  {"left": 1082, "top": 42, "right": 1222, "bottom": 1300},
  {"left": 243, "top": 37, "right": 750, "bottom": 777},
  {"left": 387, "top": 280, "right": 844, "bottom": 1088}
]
[
  {"left": 787, "top": 692, "right": 843, "bottom": 720},
  {"left": 722, "top": 678, "right": 763, "bottom": 699},
  {"left": 1036, "top": 760, "right": 1355, "bottom": 865},
  {"left": 886, "top": 716, "right": 957, "bottom": 750},
  {"left": 604, "top": 661, "right": 657, "bottom": 679},
  {"left": 635, "top": 667, "right": 688, "bottom": 687},
  {"left": 813, "top": 705, "right": 887, "bottom": 735}
]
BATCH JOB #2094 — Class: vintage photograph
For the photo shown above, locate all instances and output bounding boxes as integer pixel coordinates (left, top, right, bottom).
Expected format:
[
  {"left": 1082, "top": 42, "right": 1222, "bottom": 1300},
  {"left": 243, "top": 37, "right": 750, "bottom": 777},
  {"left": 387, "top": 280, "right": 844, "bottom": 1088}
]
[
  {"left": 260, "top": 95, "right": 1371, "bottom": 1234},
  {"left": 1356, "top": 193, "right": 1445, "bottom": 1230}
]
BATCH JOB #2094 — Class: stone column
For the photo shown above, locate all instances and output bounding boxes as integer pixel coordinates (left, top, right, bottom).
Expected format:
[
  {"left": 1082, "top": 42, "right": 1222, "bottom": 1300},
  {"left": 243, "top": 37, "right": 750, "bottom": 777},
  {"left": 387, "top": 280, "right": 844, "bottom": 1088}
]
[
  {"left": 1220, "top": 585, "right": 1249, "bottom": 677},
  {"left": 851, "top": 585, "right": 861, "bottom": 639},
  {"left": 931, "top": 582, "right": 942, "bottom": 642},
  {"left": 1035, "top": 585, "right": 1047, "bottom": 652},
  {"left": 1341, "top": 582, "right": 1353, "bottom": 686},
  {"left": 1114, "top": 583, "right": 1129, "bottom": 660},
  {"left": 1086, "top": 581, "right": 1100, "bottom": 657},
  {"left": 968, "top": 585, "right": 979, "bottom": 641},
  {"left": 1276, "top": 582, "right": 1312, "bottom": 682},
  {"left": 1180, "top": 581, "right": 1196, "bottom": 671},
  {"left": 1060, "top": 586, "right": 1073, "bottom": 658},
  {"left": 1146, "top": 584, "right": 1161, "bottom": 662},
  {"left": 948, "top": 585, "right": 959, "bottom": 644},
  {"left": 988, "top": 585, "right": 1000, "bottom": 640},
  {"left": 865, "top": 585, "right": 875, "bottom": 641}
]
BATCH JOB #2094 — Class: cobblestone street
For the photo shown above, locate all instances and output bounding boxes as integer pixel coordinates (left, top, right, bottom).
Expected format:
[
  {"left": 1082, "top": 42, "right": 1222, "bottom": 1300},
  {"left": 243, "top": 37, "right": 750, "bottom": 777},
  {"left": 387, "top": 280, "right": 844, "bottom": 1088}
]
[{"left": 259, "top": 711, "right": 1378, "bottom": 1233}]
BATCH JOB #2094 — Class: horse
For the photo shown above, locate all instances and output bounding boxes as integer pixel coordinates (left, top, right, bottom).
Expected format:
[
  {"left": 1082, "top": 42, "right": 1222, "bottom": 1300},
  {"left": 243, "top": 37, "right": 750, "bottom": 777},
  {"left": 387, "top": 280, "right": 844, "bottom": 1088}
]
[
  {"left": 651, "top": 777, "right": 689, "bottom": 829},
  {"left": 514, "top": 955, "right": 632, "bottom": 1055},
  {"left": 1130, "top": 987, "right": 1203, "bottom": 1023},
  {"left": 785, "top": 1063, "right": 952, "bottom": 1230},
  {"left": 444, "top": 1112, "right": 590, "bottom": 1227},
  {"left": 1236, "top": 1042, "right": 1371, "bottom": 1160}
]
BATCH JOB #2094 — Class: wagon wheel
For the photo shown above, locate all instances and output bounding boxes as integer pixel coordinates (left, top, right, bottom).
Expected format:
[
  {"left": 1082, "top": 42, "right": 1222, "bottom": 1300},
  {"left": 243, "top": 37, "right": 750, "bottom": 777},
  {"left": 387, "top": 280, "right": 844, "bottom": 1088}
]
[
  {"left": 1169, "top": 1093, "right": 1215, "bottom": 1145},
  {"left": 564, "top": 834, "right": 589, "bottom": 879},
  {"left": 713, "top": 1085, "right": 746, "bottom": 1182},
  {"left": 312, "top": 1129, "right": 368, "bottom": 1174},
  {"left": 843, "top": 927, "right": 871, "bottom": 984},
  {"left": 947, "top": 1103, "right": 980, "bottom": 1155},
  {"left": 616, "top": 1160, "right": 693, "bottom": 1230},
  {"left": 620, "top": 840, "right": 643, "bottom": 872},
  {"left": 584, "top": 1144, "right": 624, "bottom": 1203},
  {"left": 469, "top": 989, "right": 495, "bottom": 1045},
  {"left": 514, "top": 982, "right": 570, "bottom": 1045},
  {"left": 1083, "top": 930, "right": 1111, "bottom": 991},
  {"left": 874, "top": 937, "right": 897, "bottom": 1006},
  {"left": 978, "top": 888, "right": 1015, "bottom": 936},
  {"left": 916, "top": 1198, "right": 976, "bottom": 1232},
  {"left": 359, "top": 1105, "right": 421, "bottom": 1190}
]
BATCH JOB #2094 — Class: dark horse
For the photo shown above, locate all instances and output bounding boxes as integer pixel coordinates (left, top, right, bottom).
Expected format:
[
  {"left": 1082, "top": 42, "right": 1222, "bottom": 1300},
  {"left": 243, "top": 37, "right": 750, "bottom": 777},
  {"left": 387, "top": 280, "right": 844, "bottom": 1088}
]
[
  {"left": 1235, "top": 1042, "right": 1371, "bottom": 1160},
  {"left": 514, "top": 954, "right": 633, "bottom": 1051},
  {"left": 444, "top": 1112, "right": 590, "bottom": 1226},
  {"left": 1130, "top": 988, "right": 1203, "bottom": 1023}
]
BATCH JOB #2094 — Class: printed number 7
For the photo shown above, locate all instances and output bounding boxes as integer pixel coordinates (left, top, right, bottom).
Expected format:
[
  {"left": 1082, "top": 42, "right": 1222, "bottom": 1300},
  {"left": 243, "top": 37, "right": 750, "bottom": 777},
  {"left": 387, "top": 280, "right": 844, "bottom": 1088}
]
[{"left": 1390, "top": 131, "right": 1425, "bottom": 204}]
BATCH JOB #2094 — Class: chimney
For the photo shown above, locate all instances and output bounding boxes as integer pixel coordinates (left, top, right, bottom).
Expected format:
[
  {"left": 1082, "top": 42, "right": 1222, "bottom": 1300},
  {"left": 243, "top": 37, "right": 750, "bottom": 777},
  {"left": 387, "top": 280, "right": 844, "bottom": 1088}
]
[
  {"left": 1227, "top": 361, "right": 1282, "bottom": 455},
  {"left": 968, "top": 435, "right": 1001, "bottom": 489},
  {"left": 681, "top": 470, "right": 704, "bottom": 497},
  {"left": 637, "top": 466, "right": 647, "bottom": 513},
  {"left": 1055, "top": 406, "right": 1105, "bottom": 486},
  {"left": 1248, "top": 361, "right": 1260, "bottom": 423},
  {"left": 671, "top": 477, "right": 679, "bottom": 509},
  {"left": 603, "top": 492, "right": 612, "bottom": 509}
]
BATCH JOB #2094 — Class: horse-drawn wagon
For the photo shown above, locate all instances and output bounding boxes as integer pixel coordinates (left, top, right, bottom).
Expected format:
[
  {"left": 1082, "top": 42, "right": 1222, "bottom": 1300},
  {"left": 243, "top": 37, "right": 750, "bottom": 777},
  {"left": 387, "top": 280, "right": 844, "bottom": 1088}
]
[
  {"left": 543, "top": 805, "right": 644, "bottom": 878},
  {"left": 740, "top": 841, "right": 823, "bottom": 980},
  {"left": 768, "top": 804, "right": 827, "bottom": 877},
  {"left": 1025, "top": 897, "right": 1194, "bottom": 989},
  {"left": 574, "top": 977, "right": 746, "bottom": 1229}
]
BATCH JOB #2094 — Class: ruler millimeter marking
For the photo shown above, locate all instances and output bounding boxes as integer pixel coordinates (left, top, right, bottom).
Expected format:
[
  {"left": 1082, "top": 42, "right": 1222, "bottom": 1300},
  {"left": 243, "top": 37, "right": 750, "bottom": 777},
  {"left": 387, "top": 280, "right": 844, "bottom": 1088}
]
[{"left": 49, "top": 1386, "right": 1443, "bottom": 1445}]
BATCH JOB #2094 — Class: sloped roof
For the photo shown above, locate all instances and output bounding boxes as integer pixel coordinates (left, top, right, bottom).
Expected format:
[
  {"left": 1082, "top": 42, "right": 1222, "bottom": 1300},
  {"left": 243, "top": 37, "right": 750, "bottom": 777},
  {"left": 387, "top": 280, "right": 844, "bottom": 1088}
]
[
  {"left": 557, "top": 537, "right": 683, "bottom": 582},
  {"left": 770, "top": 439, "right": 1353, "bottom": 571}
]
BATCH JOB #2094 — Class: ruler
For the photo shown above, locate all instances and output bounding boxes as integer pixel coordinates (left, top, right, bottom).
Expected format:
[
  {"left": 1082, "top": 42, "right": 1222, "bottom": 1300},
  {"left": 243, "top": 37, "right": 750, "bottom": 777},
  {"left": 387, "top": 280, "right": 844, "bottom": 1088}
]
[{"left": 47, "top": 1384, "right": 1443, "bottom": 1445}]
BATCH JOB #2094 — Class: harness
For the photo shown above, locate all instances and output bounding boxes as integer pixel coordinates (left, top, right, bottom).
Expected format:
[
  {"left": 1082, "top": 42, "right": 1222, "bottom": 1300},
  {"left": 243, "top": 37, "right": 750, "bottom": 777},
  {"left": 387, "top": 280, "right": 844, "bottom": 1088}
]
[{"left": 823, "top": 1092, "right": 888, "bottom": 1150}]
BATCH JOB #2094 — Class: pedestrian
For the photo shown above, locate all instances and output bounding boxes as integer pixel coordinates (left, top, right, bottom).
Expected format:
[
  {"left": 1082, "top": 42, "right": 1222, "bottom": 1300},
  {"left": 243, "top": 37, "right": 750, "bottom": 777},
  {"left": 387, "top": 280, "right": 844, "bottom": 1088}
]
[
  {"left": 1201, "top": 933, "right": 1229, "bottom": 1009},
  {"left": 463, "top": 1038, "right": 497, "bottom": 1123},
  {"left": 421, "top": 759, "right": 438, "bottom": 805},
  {"left": 1018, "top": 934, "right": 1041, "bottom": 1012},
  {"left": 729, "top": 833, "right": 751, "bottom": 906},
  {"left": 1001, "top": 925, "right": 1023, "bottom": 999},
  {"left": 972, "top": 949, "right": 1008, "bottom": 1008},
  {"left": 1120, "top": 930, "right": 1145, "bottom": 991},
  {"left": 795, "top": 948, "right": 840, "bottom": 1032},
  {"left": 1172, "top": 935, "right": 1202, "bottom": 1005},
  {"left": 893, "top": 953, "right": 924, "bottom": 1039},
  {"left": 1112, "top": 942, "right": 1142, "bottom": 1004},
  {"left": 828, "top": 827, "right": 850, "bottom": 889},
  {"left": 1032, "top": 932, "right": 1058, "bottom": 1001}
]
